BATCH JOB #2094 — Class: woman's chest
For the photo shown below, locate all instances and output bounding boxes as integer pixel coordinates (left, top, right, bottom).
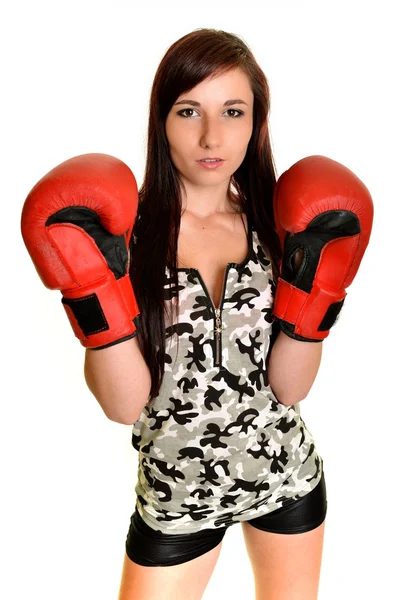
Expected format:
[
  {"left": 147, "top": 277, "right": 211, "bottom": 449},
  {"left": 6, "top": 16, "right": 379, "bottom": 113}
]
[
  {"left": 177, "top": 216, "right": 250, "bottom": 309},
  {"left": 166, "top": 253, "right": 275, "bottom": 371}
]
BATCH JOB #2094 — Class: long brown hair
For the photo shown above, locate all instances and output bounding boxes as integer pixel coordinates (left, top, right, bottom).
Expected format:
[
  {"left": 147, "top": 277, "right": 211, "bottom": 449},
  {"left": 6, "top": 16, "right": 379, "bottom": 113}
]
[{"left": 129, "top": 28, "right": 282, "bottom": 402}]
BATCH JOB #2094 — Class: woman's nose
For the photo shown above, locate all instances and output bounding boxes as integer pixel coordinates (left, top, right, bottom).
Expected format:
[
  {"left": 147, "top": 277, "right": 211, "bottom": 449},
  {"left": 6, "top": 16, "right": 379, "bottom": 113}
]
[{"left": 200, "top": 117, "right": 224, "bottom": 148}]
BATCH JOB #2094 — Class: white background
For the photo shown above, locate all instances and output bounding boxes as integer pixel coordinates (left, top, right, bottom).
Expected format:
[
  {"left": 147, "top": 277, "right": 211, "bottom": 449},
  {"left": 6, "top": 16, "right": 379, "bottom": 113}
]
[{"left": 2, "top": 1, "right": 398, "bottom": 599}]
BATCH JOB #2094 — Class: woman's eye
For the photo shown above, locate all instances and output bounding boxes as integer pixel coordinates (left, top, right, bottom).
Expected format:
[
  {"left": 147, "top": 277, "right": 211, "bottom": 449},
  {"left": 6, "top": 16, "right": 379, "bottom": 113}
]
[
  {"left": 177, "top": 108, "right": 197, "bottom": 118},
  {"left": 177, "top": 108, "right": 243, "bottom": 118},
  {"left": 226, "top": 109, "right": 243, "bottom": 118}
]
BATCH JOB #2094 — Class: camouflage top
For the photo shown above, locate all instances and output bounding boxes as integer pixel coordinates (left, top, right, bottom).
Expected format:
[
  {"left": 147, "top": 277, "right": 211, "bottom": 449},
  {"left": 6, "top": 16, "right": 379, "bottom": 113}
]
[{"left": 130, "top": 221, "right": 324, "bottom": 534}]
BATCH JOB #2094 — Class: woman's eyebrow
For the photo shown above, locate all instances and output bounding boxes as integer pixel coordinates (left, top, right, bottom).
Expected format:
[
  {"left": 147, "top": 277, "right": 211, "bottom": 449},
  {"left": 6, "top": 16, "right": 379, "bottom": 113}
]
[{"left": 173, "top": 99, "right": 248, "bottom": 107}]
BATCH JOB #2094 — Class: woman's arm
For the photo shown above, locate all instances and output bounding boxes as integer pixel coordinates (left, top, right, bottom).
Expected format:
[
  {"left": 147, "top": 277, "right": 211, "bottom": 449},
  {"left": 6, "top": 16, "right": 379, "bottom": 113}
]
[
  {"left": 266, "top": 331, "right": 323, "bottom": 405},
  {"left": 266, "top": 248, "right": 322, "bottom": 406},
  {"left": 84, "top": 336, "right": 152, "bottom": 424}
]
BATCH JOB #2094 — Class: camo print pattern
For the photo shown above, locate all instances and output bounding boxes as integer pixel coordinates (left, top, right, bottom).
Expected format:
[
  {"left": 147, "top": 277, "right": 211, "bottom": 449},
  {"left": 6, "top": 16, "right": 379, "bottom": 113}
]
[{"left": 130, "top": 224, "right": 323, "bottom": 534}]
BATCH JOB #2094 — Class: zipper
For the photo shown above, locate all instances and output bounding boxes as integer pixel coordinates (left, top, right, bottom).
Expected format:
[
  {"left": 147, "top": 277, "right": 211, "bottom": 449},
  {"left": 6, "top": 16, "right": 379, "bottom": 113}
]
[
  {"left": 213, "top": 307, "right": 222, "bottom": 366},
  {"left": 191, "top": 264, "right": 234, "bottom": 367}
]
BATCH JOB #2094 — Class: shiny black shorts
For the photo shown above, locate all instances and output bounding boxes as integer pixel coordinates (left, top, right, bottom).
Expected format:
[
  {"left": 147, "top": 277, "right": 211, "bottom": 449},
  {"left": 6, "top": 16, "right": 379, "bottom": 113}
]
[{"left": 125, "top": 471, "right": 327, "bottom": 567}]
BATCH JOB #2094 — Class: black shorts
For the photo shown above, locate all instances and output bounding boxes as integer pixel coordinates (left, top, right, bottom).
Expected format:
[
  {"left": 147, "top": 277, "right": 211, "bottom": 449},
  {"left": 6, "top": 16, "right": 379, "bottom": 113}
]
[{"left": 125, "top": 471, "right": 327, "bottom": 567}]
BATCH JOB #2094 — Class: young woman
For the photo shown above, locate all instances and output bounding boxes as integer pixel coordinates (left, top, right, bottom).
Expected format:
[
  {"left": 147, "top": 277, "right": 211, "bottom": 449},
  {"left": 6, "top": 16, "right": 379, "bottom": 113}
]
[
  {"left": 21, "top": 27, "right": 373, "bottom": 600},
  {"left": 120, "top": 28, "right": 329, "bottom": 599}
]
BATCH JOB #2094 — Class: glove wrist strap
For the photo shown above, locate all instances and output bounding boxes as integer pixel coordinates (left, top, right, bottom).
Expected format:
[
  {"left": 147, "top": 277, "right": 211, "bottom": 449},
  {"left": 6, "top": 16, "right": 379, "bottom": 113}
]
[
  {"left": 273, "top": 277, "right": 346, "bottom": 341},
  {"left": 61, "top": 271, "right": 139, "bottom": 348}
]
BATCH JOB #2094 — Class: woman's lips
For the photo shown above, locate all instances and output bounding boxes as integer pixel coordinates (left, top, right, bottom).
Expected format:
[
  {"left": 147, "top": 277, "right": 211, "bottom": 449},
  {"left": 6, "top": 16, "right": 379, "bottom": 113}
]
[{"left": 196, "top": 160, "right": 225, "bottom": 169}]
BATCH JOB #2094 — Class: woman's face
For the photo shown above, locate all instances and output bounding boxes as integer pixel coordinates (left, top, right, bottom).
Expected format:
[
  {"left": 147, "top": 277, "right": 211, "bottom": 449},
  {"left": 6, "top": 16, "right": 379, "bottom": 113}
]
[{"left": 165, "top": 67, "right": 254, "bottom": 190}]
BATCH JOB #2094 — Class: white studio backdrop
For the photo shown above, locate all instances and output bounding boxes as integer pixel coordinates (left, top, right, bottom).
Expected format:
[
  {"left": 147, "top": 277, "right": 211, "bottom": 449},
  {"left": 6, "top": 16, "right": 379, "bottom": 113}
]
[{"left": 2, "top": 1, "right": 398, "bottom": 599}]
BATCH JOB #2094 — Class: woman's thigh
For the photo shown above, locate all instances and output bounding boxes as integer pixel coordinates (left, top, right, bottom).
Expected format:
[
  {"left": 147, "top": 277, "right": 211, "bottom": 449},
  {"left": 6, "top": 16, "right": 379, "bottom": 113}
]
[
  {"left": 241, "top": 473, "right": 328, "bottom": 600},
  {"left": 118, "top": 510, "right": 227, "bottom": 600},
  {"left": 242, "top": 518, "right": 325, "bottom": 600},
  {"left": 117, "top": 542, "right": 223, "bottom": 600}
]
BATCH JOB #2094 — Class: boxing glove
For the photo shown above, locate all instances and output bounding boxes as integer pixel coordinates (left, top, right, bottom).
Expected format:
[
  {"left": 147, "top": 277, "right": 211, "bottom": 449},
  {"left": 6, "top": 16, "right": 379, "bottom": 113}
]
[
  {"left": 272, "top": 155, "right": 374, "bottom": 342},
  {"left": 21, "top": 153, "right": 140, "bottom": 350}
]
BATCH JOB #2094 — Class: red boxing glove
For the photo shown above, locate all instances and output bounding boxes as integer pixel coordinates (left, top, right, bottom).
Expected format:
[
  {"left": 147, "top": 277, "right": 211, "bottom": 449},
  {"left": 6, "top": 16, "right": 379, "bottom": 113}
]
[
  {"left": 21, "top": 153, "right": 140, "bottom": 349},
  {"left": 272, "top": 155, "right": 374, "bottom": 342}
]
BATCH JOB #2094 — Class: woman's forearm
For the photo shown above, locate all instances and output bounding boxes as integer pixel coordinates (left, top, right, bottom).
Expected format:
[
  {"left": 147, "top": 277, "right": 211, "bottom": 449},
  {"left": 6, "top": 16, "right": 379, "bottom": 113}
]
[
  {"left": 84, "top": 336, "right": 151, "bottom": 424},
  {"left": 266, "top": 330, "right": 323, "bottom": 405}
]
